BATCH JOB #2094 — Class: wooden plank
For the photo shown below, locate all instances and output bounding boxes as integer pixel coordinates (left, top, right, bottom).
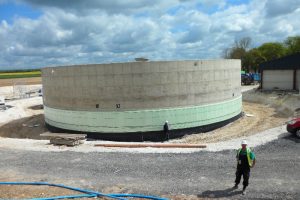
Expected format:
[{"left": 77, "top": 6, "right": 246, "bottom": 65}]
[
  {"left": 40, "top": 132, "right": 86, "bottom": 139},
  {"left": 94, "top": 143, "right": 206, "bottom": 148}
]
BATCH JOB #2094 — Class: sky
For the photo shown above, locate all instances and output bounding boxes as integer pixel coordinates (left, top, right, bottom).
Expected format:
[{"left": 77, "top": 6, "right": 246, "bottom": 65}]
[{"left": 0, "top": 0, "right": 299, "bottom": 70}]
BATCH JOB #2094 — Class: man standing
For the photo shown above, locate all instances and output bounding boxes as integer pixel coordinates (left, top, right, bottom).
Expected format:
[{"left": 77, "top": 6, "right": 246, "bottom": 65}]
[
  {"left": 163, "top": 121, "right": 169, "bottom": 140},
  {"left": 233, "top": 140, "right": 256, "bottom": 195}
]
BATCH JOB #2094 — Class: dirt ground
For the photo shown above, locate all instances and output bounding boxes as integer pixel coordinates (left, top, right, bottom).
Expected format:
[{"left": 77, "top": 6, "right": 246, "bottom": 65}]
[
  {"left": 0, "top": 181, "right": 203, "bottom": 199},
  {"left": 0, "top": 114, "right": 47, "bottom": 139},
  {"left": 174, "top": 101, "right": 287, "bottom": 144},
  {"left": 0, "top": 185, "right": 87, "bottom": 199},
  {"left": 0, "top": 77, "right": 41, "bottom": 87},
  {"left": 0, "top": 185, "right": 206, "bottom": 200}
]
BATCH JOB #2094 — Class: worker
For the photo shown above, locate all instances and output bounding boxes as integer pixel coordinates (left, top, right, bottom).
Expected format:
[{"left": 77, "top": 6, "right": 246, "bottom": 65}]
[
  {"left": 233, "top": 140, "right": 256, "bottom": 195},
  {"left": 163, "top": 121, "right": 169, "bottom": 140}
]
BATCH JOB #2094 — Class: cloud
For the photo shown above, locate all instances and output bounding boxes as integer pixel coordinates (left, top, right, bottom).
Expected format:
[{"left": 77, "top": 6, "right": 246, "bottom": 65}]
[
  {"left": 21, "top": 0, "right": 177, "bottom": 15},
  {"left": 0, "top": 0, "right": 300, "bottom": 69},
  {"left": 265, "top": 0, "right": 300, "bottom": 18}
]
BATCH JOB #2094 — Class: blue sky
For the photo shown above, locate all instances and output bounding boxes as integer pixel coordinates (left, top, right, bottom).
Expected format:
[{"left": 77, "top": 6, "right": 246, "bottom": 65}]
[
  {"left": 0, "top": 0, "right": 299, "bottom": 70},
  {"left": 0, "top": 1, "right": 42, "bottom": 24}
]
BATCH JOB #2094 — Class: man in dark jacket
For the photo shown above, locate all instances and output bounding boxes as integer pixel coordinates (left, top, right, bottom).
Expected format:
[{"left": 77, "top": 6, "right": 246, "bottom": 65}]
[
  {"left": 233, "top": 140, "right": 256, "bottom": 195},
  {"left": 163, "top": 121, "right": 169, "bottom": 140}
]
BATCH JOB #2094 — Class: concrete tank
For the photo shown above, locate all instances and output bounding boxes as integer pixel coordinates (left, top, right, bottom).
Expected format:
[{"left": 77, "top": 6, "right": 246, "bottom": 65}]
[{"left": 42, "top": 60, "right": 242, "bottom": 141}]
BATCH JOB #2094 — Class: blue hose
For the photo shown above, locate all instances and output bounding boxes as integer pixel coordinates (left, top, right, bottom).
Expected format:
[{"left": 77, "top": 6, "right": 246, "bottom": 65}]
[
  {"left": 110, "top": 194, "right": 169, "bottom": 199},
  {"left": 30, "top": 194, "right": 96, "bottom": 200},
  {"left": 0, "top": 182, "right": 168, "bottom": 200}
]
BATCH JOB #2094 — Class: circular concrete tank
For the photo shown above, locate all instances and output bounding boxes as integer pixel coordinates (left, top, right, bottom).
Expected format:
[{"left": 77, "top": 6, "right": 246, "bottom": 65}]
[{"left": 42, "top": 60, "right": 242, "bottom": 141}]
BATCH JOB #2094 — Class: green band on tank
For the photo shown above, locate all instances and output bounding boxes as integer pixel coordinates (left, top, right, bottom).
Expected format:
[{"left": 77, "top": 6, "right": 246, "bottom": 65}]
[{"left": 44, "top": 96, "right": 242, "bottom": 133}]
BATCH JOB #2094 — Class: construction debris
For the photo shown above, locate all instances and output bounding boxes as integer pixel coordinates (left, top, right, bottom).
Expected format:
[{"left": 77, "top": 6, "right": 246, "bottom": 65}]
[{"left": 40, "top": 133, "right": 86, "bottom": 146}]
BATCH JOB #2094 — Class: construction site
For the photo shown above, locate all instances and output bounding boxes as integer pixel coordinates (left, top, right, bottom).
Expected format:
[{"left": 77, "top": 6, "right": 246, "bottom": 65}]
[
  {"left": 42, "top": 60, "right": 242, "bottom": 141},
  {"left": 0, "top": 59, "right": 299, "bottom": 199}
]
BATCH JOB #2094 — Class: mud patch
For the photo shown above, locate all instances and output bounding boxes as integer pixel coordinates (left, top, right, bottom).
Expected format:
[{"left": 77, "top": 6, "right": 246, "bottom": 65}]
[
  {"left": 0, "top": 114, "right": 47, "bottom": 139},
  {"left": 28, "top": 104, "right": 44, "bottom": 110}
]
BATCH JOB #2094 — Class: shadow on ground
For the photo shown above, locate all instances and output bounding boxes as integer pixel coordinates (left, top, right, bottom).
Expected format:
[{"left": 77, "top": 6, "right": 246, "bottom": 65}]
[
  {"left": 28, "top": 104, "right": 43, "bottom": 110},
  {"left": 282, "top": 134, "right": 300, "bottom": 143},
  {"left": 198, "top": 187, "right": 242, "bottom": 198},
  {"left": 0, "top": 114, "right": 48, "bottom": 140}
]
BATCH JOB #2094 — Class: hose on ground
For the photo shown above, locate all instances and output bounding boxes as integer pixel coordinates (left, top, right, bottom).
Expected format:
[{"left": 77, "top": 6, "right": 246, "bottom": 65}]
[{"left": 0, "top": 182, "right": 168, "bottom": 200}]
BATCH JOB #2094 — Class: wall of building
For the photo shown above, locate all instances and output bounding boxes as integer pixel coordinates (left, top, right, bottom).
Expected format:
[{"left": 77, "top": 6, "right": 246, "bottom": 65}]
[
  {"left": 42, "top": 60, "right": 242, "bottom": 133},
  {"left": 263, "top": 70, "right": 294, "bottom": 90},
  {"left": 296, "top": 70, "right": 300, "bottom": 90}
]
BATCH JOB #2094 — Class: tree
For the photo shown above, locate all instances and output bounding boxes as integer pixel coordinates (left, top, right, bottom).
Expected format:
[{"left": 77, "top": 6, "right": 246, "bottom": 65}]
[
  {"left": 222, "top": 35, "right": 299, "bottom": 72},
  {"left": 223, "top": 37, "right": 252, "bottom": 71},
  {"left": 284, "top": 36, "right": 300, "bottom": 55},
  {"left": 243, "top": 48, "right": 265, "bottom": 72},
  {"left": 223, "top": 37, "right": 252, "bottom": 58},
  {"left": 235, "top": 37, "right": 251, "bottom": 50},
  {"left": 242, "top": 43, "right": 286, "bottom": 72},
  {"left": 257, "top": 42, "right": 287, "bottom": 61}
]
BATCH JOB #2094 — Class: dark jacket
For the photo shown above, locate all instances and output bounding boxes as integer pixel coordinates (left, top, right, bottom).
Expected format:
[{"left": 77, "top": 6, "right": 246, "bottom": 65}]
[{"left": 163, "top": 122, "right": 169, "bottom": 133}]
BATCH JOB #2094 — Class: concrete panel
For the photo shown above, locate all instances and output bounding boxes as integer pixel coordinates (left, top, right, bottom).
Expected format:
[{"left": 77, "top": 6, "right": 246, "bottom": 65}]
[
  {"left": 42, "top": 59, "right": 241, "bottom": 133},
  {"left": 263, "top": 70, "right": 293, "bottom": 90}
]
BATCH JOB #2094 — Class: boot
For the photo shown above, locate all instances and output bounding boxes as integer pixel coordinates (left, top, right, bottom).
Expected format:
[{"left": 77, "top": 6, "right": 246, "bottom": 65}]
[{"left": 242, "top": 186, "right": 246, "bottom": 195}]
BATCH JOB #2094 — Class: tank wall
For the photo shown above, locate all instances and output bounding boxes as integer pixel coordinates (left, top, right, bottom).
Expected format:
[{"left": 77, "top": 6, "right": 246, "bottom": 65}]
[
  {"left": 44, "top": 96, "right": 242, "bottom": 133},
  {"left": 42, "top": 60, "right": 242, "bottom": 133},
  {"left": 42, "top": 60, "right": 241, "bottom": 111}
]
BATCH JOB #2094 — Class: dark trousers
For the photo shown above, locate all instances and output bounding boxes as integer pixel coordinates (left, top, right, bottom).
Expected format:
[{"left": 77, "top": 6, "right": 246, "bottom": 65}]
[
  {"left": 235, "top": 167, "right": 250, "bottom": 189},
  {"left": 164, "top": 131, "right": 169, "bottom": 140}
]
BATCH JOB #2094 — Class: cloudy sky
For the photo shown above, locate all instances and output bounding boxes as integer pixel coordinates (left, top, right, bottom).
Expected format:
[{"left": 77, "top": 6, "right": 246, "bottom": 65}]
[{"left": 0, "top": 0, "right": 299, "bottom": 70}]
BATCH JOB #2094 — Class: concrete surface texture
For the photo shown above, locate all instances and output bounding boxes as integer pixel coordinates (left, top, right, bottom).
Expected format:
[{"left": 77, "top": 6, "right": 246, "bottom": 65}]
[{"left": 42, "top": 60, "right": 241, "bottom": 133}]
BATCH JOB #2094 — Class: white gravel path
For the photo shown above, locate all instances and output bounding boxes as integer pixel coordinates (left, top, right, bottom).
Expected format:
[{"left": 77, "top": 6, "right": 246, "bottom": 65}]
[{"left": 0, "top": 125, "right": 288, "bottom": 153}]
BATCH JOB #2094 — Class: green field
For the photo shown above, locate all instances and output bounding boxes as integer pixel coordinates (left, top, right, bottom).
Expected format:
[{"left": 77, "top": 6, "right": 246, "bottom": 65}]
[{"left": 0, "top": 71, "right": 41, "bottom": 79}]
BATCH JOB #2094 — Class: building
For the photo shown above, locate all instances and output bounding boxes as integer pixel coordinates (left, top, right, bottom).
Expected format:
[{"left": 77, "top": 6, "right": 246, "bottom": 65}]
[
  {"left": 259, "top": 53, "right": 300, "bottom": 91},
  {"left": 42, "top": 60, "right": 242, "bottom": 141}
]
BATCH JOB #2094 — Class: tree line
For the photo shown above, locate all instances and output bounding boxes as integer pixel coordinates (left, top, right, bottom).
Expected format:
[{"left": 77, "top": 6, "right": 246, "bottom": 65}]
[{"left": 223, "top": 36, "right": 300, "bottom": 72}]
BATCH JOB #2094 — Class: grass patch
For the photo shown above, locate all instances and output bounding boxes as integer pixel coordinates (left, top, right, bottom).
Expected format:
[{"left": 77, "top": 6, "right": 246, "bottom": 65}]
[{"left": 0, "top": 71, "right": 41, "bottom": 79}]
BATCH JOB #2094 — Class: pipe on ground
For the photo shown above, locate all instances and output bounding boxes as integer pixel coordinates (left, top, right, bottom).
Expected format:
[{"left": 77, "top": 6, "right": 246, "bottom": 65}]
[{"left": 94, "top": 143, "right": 206, "bottom": 148}]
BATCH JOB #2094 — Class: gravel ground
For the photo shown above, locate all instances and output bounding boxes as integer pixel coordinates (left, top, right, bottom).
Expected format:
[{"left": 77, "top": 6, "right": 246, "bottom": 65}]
[{"left": 0, "top": 134, "right": 299, "bottom": 199}]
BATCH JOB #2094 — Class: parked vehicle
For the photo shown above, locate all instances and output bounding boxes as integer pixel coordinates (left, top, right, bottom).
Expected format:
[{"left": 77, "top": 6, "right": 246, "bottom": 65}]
[
  {"left": 241, "top": 72, "right": 261, "bottom": 85},
  {"left": 287, "top": 118, "right": 300, "bottom": 138},
  {"left": 241, "top": 73, "right": 254, "bottom": 85}
]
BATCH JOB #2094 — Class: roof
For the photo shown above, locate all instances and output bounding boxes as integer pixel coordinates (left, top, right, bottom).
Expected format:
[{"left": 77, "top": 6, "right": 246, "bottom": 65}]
[{"left": 259, "top": 53, "right": 300, "bottom": 70}]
